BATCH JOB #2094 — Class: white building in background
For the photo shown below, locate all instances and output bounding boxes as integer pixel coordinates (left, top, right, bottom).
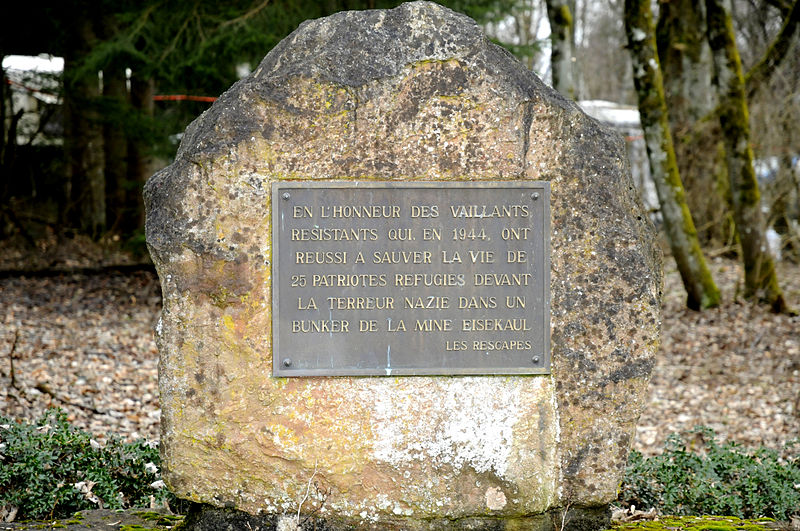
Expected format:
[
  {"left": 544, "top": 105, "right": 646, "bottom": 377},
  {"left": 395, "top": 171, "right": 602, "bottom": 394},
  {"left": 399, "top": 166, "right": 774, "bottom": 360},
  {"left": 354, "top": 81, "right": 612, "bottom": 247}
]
[
  {"left": 2, "top": 54, "right": 63, "bottom": 145},
  {"left": 578, "top": 100, "right": 659, "bottom": 220},
  {"left": 579, "top": 100, "right": 797, "bottom": 259}
]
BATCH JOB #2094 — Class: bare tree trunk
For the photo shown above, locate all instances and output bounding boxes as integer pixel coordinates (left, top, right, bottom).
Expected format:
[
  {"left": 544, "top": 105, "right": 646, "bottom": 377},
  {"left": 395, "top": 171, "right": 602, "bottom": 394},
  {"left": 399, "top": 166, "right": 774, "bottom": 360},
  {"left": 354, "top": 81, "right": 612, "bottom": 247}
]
[
  {"left": 545, "top": 0, "right": 576, "bottom": 98},
  {"left": 1, "top": 52, "right": 13, "bottom": 239},
  {"left": 511, "top": 0, "right": 543, "bottom": 71},
  {"left": 515, "top": 4, "right": 533, "bottom": 70},
  {"left": 705, "top": 0, "right": 788, "bottom": 312},
  {"left": 656, "top": 0, "right": 732, "bottom": 245},
  {"left": 123, "top": 73, "right": 155, "bottom": 235},
  {"left": 63, "top": 15, "right": 105, "bottom": 237},
  {"left": 1, "top": 52, "right": 6, "bottom": 174},
  {"left": 624, "top": 0, "right": 721, "bottom": 310},
  {"left": 656, "top": 0, "right": 715, "bottom": 128},
  {"left": 103, "top": 63, "right": 128, "bottom": 233}
]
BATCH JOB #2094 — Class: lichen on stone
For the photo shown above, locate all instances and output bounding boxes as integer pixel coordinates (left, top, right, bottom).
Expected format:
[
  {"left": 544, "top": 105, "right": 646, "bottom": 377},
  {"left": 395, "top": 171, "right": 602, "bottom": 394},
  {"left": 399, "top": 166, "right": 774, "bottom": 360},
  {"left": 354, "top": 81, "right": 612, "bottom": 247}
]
[{"left": 144, "top": 1, "right": 661, "bottom": 526}]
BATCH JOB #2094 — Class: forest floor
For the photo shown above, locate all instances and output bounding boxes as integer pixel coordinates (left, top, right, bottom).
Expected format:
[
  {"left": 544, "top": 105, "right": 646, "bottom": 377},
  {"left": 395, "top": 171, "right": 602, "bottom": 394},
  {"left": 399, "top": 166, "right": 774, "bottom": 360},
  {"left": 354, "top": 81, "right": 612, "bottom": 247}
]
[{"left": 0, "top": 236, "right": 799, "bottom": 457}]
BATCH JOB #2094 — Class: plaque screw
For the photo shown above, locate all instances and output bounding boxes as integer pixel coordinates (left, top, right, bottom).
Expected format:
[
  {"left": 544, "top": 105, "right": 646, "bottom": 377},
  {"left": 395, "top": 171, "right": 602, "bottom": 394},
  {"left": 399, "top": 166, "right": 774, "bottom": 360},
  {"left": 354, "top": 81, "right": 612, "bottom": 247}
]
[
  {"left": 531, "top": 192, "right": 540, "bottom": 200},
  {"left": 532, "top": 356, "right": 540, "bottom": 364},
  {"left": 282, "top": 192, "right": 290, "bottom": 200},
  {"left": 282, "top": 358, "right": 292, "bottom": 367}
]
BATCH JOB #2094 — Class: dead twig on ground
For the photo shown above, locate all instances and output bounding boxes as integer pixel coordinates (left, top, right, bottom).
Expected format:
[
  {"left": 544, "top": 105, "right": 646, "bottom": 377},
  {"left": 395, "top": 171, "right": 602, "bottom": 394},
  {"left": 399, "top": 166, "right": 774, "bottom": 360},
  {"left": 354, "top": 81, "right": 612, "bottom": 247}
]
[
  {"left": 7, "top": 329, "right": 20, "bottom": 389},
  {"left": 558, "top": 501, "right": 573, "bottom": 531},
  {"left": 34, "top": 382, "right": 104, "bottom": 415}
]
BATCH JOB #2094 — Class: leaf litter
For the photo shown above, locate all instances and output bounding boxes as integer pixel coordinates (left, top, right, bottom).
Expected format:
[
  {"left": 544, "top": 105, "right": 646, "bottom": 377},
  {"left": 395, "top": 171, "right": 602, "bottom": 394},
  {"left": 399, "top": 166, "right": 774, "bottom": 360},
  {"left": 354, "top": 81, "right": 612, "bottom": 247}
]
[{"left": 0, "top": 256, "right": 798, "bottom": 457}]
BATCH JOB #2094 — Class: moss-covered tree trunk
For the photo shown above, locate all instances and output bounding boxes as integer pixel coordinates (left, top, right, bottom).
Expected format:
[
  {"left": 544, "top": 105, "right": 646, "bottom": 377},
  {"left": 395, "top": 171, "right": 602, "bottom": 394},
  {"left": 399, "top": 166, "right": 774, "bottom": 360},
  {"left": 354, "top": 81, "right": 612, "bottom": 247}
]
[
  {"left": 655, "top": 0, "right": 732, "bottom": 246},
  {"left": 705, "top": 0, "right": 788, "bottom": 312},
  {"left": 545, "top": 0, "right": 575, "bottom": 98},
  {"left": 656, "top": 0, "right": 715, "bottom": 129},
  {"left": 624, "top": 0, "right": 721, "bottom": 310}
]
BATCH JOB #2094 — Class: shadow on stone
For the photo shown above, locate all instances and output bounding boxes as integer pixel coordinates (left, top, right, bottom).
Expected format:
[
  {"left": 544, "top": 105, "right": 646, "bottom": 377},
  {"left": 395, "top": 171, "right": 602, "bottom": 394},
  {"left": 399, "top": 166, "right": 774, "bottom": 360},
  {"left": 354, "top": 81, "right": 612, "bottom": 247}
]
[{"left": 183, "top": 503, "right": 610, "bottom": 531}]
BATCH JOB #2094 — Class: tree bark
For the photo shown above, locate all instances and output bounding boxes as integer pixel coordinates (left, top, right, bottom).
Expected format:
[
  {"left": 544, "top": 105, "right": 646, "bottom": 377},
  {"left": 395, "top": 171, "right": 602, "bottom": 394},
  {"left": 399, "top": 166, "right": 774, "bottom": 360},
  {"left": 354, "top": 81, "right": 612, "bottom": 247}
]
[
  {"left": 545, "top": 0, "right": 576, "bottom": 98},
  {"left": 1, "top": 54, "right": 15, "bottom": 239},
  {"left": 1, "top": 52, "right": 6, "bottom": 175},
  {"left": 705, "top": 0, "right": 788, "bottom": 312},
  {"left": 656, "top": 0, "right": 715, "bottom": 129},
  {"left": 655, "top": 0, "right": 732, "bottom": 245},
  {"left": 63, "top": 14, "right": 105, "bottom": 237},
  {"left": 103, "top": 63, "right": 129, "bottom": 233},
  {"left": 624, "top": 0, "right": 721, "bottom": 310},
  {"left": 123, "top": 72, "right": 155, "bottom": 236}
]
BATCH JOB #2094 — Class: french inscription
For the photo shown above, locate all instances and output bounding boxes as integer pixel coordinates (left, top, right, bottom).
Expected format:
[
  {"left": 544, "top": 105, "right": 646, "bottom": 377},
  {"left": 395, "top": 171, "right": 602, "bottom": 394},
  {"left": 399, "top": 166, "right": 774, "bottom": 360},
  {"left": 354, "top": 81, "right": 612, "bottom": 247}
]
[{"left": 272, "top": 181, "right": 550, "bottom": 376}]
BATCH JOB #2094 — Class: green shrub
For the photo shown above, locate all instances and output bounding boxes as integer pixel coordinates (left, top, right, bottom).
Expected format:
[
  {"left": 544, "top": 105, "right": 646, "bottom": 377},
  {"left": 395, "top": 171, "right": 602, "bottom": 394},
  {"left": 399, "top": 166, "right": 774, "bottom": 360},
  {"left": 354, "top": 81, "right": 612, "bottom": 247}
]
[
  {"left": 0, "top": 409, "right": 176, "bottom": 520},
  {"left": 619, "top": 427, "right": 800, "bottom": 520}
]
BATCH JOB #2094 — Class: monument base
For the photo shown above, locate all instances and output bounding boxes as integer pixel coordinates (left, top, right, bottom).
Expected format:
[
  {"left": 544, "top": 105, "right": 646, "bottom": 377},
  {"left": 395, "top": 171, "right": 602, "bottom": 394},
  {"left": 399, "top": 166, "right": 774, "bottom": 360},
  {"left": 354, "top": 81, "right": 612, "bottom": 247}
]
[{"left": 183, "top": 504, "right": 611, "bottom": 531}]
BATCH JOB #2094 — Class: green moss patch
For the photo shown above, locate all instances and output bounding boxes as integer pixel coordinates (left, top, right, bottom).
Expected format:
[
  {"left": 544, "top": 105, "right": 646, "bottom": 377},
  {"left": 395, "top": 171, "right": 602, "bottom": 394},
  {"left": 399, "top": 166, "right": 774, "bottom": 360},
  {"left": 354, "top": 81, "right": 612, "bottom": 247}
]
[
  {"left": 133, "top": 511, "right": 185, "bottom": 526},
  {"left": 607, "top": 515, "right": 778, "bottom": 531}
]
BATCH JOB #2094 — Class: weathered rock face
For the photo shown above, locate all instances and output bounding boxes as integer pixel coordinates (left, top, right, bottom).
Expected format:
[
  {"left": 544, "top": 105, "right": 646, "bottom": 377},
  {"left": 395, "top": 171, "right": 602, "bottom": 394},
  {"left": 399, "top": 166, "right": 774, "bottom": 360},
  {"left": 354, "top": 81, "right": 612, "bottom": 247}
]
[{"left": 144, "top": 2, "right": 661, "bottom": 528}]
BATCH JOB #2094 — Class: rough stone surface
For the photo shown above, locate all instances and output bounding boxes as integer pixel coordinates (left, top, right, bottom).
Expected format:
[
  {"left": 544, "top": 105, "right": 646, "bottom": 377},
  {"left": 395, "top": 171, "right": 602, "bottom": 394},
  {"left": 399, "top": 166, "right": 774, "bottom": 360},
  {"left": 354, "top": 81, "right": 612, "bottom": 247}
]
[{"left": 144, "top": 2, "right": 661, "bottom": 528}]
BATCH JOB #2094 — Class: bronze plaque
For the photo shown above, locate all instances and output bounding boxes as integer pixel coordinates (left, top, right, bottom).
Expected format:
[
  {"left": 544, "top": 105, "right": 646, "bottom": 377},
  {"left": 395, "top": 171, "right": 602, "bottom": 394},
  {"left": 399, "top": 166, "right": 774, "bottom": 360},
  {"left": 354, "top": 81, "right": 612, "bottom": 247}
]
[{"left": 271, "top": 181, "right": 550, "bottom": 376}]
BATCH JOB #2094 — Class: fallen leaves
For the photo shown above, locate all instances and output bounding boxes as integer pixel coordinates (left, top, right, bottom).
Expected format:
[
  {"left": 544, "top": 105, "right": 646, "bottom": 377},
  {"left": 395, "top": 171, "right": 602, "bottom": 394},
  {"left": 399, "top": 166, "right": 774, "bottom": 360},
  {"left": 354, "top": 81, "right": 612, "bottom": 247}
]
[
  {"left": 0, "top": 271, "right": 162, "bottom": 441},
  {"left": 0, "top": 256, "right": 798, "bottom": 459},
  {"left": 635, "top": 256, "right": 800, "bottom": 457}
]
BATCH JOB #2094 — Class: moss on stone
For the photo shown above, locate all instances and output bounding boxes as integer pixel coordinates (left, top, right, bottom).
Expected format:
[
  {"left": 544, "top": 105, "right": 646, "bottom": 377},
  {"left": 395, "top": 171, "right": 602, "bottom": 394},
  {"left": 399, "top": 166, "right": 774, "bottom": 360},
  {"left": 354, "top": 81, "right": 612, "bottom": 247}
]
[
  {"left": 133, "top": 511, "right": 185, "bottom": 526},
  {"left": 607, "top": 515, "right": 779, "bottom": 531},
  {"left": 149, "top": 1, "right": 662, "bottom": 522}
]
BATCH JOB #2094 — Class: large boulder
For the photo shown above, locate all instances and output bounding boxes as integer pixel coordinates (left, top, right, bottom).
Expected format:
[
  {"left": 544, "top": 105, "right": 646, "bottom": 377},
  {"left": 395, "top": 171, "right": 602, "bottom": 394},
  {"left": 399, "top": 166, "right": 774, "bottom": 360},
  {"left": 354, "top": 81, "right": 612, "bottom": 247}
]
[{"left": 144, "top": 2, "right": 662, "bottom": 529}]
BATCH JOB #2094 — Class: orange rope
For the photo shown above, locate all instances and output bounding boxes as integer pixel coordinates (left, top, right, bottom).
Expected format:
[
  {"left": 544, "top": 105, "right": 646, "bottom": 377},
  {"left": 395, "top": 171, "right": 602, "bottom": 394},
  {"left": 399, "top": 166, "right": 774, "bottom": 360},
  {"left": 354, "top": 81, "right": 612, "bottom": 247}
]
[
  {"left": 5, "top": 79, "right": 218, "bottom": 103},
  {"left": 153, "top": 94, "right": 217, "bottom": 102},
  {"left": 5, "top": 78, "right": 56, "bottom": 97}
]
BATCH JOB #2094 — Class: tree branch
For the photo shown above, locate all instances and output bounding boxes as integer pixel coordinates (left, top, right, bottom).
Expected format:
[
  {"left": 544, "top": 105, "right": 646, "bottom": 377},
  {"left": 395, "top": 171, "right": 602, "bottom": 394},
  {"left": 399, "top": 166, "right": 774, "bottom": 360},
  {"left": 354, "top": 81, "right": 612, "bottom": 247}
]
[
  {"left": 159, "top": 13, "right": 193, "bottom": 64},
  {"left": 34, "top": 382, "right": 105, "bottom": 415},
  {"left": 692, "top": 0, "right": 798, "bottom": 128},
  {"left": 765, "top": 0, "right": 792, "bottom": 16},
  {"left": 220, "top": 0, "right": 271, "bottom": 29},
  {"left": 745, "top": 0, "right": 799, "bottom": 98},
  {"left": 127, "top": 3, "right": 160, "bottom": 43},
  {"left": 7, "top": 329, "right": 20, "bottom": 389}
]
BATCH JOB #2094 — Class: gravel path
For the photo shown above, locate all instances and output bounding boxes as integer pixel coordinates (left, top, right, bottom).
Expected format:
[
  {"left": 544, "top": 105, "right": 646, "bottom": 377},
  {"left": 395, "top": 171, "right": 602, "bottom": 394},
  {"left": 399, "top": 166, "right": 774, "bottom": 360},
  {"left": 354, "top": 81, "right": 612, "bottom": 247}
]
[{"left": 1, "top": 257, "right": 798, "bottom": 455}]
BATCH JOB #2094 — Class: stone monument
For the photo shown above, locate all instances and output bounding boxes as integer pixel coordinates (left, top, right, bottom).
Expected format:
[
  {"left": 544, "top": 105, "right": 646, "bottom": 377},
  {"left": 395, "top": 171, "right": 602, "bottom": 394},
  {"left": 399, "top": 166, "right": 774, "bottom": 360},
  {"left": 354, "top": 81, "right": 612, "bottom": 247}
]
[{"left": 144, "top": 2, "right": 661, "bottom": 529}]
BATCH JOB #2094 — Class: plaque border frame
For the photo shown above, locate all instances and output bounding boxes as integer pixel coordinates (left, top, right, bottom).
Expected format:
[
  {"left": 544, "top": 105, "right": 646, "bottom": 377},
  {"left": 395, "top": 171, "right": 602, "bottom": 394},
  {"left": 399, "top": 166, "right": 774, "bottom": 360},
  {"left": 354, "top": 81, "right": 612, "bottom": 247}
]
[{"left": 271, "top": 180, "right": 551, "bottom": 377}]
